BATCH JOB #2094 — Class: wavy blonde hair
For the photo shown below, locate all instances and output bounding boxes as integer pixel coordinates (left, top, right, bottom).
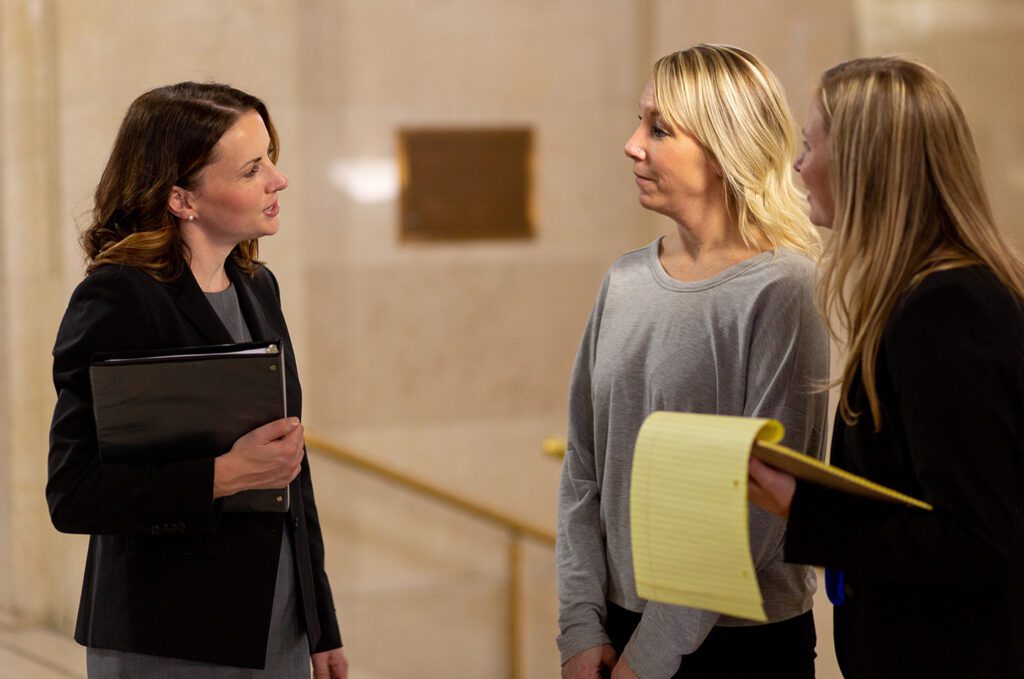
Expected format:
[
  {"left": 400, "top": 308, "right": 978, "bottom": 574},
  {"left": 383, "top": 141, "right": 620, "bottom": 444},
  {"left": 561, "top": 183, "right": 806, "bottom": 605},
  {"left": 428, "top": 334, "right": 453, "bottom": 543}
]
[
  {"left": 82, "top": 82, "right": 279, "bottom": 280},
  {"left": 652, "top": 44, "right": 820, "bottom": 258},
  {"left": 816, "top": 57, "right": 1024, "bottom": 429}
]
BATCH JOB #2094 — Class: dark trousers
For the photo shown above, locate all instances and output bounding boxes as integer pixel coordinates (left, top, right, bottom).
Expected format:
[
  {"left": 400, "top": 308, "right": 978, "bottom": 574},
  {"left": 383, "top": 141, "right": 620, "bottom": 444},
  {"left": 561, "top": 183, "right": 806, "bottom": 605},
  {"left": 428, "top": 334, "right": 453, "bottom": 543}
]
[{"left": 606, "top": 602, "right": 816, "bottom": 679}]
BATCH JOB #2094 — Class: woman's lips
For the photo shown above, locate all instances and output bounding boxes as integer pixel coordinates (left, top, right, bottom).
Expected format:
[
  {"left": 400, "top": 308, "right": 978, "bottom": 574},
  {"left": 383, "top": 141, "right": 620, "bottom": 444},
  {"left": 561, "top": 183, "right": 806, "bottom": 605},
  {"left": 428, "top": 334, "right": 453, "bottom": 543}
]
[{"left": 264, "top": 200, "right": 280, "bottom": 217}]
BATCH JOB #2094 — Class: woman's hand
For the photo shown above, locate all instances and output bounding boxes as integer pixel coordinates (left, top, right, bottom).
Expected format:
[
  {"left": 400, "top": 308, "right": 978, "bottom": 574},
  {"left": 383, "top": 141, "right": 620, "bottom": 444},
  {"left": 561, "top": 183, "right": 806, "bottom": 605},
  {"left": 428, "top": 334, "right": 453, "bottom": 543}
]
[
  {"left": 748, "top": 457, "right": 796, "bottom": 519},
  {"left": 312, "top": 647, "right": 348, "bottom": 679},
  {"left": 562, "top": 644, "right": 617, "bottom": 679},
  {"left": 213, "top": 417, "right": 305, "bottom": 499}
]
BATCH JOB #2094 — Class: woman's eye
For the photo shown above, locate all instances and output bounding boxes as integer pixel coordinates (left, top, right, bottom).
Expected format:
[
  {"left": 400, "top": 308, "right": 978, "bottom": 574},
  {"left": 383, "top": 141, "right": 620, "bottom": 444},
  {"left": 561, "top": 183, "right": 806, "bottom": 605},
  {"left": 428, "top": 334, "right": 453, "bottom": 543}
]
[
  {"left": 651, "top": 125, "right": 668, "bottom": 138},
  {"left": 246, "top": 164, "right": 260, "bottom": 177}
]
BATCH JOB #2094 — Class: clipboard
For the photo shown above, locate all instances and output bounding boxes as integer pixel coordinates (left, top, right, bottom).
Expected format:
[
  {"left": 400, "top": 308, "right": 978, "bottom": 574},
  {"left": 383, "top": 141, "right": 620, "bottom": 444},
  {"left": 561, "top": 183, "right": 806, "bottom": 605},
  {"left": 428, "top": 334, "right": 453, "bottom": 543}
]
[
  {"left": 89, "top": 340, "right": 290, "bottom": 512},
  {"left": 629, "top": 411, "right": 930, "bottom": 622},
  {"left": 752, "top": 439, "right": 932, "bottom": 510}
]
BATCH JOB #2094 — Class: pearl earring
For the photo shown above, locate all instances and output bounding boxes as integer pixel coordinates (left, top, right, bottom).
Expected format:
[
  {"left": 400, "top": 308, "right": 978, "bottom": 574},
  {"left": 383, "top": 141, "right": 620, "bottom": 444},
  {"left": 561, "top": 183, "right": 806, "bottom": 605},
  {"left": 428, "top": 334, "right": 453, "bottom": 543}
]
[{"left": 187, "top": 215, "right": 195, "bottom": 222}]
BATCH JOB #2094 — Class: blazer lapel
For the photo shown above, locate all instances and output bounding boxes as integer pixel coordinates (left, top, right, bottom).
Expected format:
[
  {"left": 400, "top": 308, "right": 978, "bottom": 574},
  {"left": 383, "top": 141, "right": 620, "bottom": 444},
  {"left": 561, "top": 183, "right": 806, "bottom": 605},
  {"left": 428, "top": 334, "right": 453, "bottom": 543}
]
[
  {"left": 169, "top": 270, "right": 236, "bottom": 345},
  {"left": 227, "top": 262, "right": 275, "bottom": 342}
]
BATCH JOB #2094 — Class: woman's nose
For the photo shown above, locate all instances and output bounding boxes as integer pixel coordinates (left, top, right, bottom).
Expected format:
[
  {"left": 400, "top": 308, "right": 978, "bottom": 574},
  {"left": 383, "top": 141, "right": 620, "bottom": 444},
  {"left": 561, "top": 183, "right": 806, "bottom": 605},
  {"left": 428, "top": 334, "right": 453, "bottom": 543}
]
[
  {"left": 624, "top": 134, "right": 645, "bottom": 160},
  {"left": 271, "top": 166, "right": 289, "bottom": 192}
]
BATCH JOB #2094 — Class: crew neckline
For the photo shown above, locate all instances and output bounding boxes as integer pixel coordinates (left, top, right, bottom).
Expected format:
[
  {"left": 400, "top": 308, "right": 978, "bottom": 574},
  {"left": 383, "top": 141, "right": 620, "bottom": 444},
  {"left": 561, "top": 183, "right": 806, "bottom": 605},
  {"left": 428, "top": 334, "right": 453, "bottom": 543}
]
[{"left": 646, "top": 237, "right": 778, "bottom": 292}]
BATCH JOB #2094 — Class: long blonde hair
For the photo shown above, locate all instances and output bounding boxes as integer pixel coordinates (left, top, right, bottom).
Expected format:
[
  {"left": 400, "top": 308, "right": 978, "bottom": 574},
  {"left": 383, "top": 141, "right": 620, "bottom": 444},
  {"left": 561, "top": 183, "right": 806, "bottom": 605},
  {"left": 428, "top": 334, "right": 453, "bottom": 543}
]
[
  {"left": 652, "top": 44, "right": 820, "bottom": 258},
  {"left": 816, "top": 57, "right": 1024, "bottom": 429}
]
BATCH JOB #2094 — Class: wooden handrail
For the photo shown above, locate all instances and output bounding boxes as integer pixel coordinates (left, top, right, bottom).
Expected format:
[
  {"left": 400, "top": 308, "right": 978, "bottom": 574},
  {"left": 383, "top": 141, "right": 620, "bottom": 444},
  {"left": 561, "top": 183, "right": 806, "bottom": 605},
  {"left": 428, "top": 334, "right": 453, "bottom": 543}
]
[
  {"left": 304, "top": 432, "right": 555, "bottom": 545},
  {"left": 304, "top": 432, "right": 556, "bottom": 677},
  {"left": 542, "top": 436, "right": 567, "bottom": 459}
]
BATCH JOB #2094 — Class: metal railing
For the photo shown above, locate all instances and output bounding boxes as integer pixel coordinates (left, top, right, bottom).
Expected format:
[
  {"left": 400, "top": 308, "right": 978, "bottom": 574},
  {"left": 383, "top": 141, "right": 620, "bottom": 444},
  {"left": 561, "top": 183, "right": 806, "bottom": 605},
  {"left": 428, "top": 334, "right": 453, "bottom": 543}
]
[{"left": 304, "top": 432, "right": 557, "bottom": 679}]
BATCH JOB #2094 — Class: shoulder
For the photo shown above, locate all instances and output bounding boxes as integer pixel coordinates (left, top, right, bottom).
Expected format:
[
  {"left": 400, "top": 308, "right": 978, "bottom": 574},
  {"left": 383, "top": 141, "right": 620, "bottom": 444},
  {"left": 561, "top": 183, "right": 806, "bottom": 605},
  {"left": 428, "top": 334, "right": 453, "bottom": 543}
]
[
  {"left": 242, "top": 261, "right": 282, "bottom": 301},
  {"left": 739, "top": 248, "right": 818, "bottom": 303},
  {"left": 73, "top": 264, "right": 157, "bottom": 295},
  {"left": 608, "top": 241, "right": 656, "bottom": 277},
  {"left": 895, "top": 267, "right": 1021, "bottom": 325},
  {"left": 757, "top": 248, "right": 817, "bottom": 288},
  {"left": 903, "top": 266, "right": 1015, "bottom": 304},
  {"left": 66, "top": 265, "right": 162, "bottom": 317},
  {"left": 55, "top": 266, "right": 161, "bottom": 361},
  {"left": 888, "top": 267, "right": 1024, "bottom": 349},
  {"left": 594, "top": 241, "right": 657, "bottom": 304}
]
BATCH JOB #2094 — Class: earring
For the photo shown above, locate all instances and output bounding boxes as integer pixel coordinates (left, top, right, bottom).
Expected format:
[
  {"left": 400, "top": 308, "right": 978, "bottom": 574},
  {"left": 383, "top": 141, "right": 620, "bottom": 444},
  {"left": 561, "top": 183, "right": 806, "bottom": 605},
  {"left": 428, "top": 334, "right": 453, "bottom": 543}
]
[{"left": 187, "top": 215, "right": 195, "bottom": 222}]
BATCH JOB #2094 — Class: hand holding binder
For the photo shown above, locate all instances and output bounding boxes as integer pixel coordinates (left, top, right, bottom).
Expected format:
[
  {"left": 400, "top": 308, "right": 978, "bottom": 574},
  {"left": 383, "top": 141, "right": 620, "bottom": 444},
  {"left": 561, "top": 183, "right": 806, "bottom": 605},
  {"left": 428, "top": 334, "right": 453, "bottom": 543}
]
[
  {"left": 90, "top": 340, "right": 292, "bottom": 512},
  {"left": 214, "top": 416, "right": 305, "bottom": 501}
]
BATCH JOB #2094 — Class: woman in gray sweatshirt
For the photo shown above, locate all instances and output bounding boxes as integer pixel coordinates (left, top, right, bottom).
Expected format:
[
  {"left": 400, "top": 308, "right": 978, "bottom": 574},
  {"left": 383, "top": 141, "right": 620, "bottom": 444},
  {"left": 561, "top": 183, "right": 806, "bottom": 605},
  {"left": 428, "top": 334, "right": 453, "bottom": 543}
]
[{"left": 557, "top": 44, "right": 829, "bottom": 679}]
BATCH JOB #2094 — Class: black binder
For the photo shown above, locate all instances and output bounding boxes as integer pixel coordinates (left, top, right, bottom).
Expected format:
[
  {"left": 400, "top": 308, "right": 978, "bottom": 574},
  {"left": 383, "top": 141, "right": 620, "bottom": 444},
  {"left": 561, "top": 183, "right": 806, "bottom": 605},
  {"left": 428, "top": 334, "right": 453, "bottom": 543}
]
[{"left": 89, "top": 340, "right": 290, "bottom": 512}]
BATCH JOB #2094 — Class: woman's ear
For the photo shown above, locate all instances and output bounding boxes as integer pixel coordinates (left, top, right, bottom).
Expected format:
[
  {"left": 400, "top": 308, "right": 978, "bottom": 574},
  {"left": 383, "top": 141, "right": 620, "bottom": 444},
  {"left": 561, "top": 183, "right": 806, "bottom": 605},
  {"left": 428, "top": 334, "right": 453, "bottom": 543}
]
[{"left": 167, "top": 186, "right": 194, "bottom": 221}]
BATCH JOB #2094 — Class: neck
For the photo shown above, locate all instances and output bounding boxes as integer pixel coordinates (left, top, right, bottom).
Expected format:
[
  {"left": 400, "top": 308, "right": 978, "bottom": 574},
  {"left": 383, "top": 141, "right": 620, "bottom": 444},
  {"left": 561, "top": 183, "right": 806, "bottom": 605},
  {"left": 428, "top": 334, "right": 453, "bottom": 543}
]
[
  {"left": 182, "top": 229, "right": 234, "bottom": 292},
  {"left": 660, "top": 205, "right": 766, "bottom": 282}
]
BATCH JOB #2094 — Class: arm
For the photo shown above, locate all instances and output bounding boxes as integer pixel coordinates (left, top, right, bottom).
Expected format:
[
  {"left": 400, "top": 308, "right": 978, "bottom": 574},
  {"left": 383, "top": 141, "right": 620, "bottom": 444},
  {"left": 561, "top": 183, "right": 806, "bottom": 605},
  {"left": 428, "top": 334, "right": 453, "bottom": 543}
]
[
  {"left": 786, "top": 273, "right": 1022, "bottom": 583},
  {"left": 739, "top": 268, "right": 829, "bottom": 564},
  {"left": 46, "top": 271, "right": 222, "bottom": 536},
  {"left": 557, "top": 278, "right": 616, "bottom": 667},
  {"left": 300, "top": 450, "right": 343, "bottom": 652},
  {"left": 264, "top": 266, "right": 344, "bottom": 652}
]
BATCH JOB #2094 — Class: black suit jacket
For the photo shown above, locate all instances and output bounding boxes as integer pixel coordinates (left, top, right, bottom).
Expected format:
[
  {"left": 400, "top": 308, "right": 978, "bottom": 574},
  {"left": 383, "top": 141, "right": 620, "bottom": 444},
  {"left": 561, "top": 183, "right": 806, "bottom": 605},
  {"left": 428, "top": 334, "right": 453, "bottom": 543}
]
[
  {"left": 47, "top": 261, "right": 342, "bottom": 669},
  {"left": 785, "top": 268, "right": 1024, "bottom": 678}
]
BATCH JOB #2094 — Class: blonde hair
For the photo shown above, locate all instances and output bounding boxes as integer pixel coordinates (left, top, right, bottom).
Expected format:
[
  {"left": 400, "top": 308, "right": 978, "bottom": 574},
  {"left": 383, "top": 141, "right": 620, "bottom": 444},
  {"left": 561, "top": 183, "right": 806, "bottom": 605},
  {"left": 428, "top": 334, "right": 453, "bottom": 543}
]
[
  {"left": 652, "top": 44, "right": 820, "bottom": 258},
  {"left": 816, "top": 57, "right": 1024, "bottom": 429}
]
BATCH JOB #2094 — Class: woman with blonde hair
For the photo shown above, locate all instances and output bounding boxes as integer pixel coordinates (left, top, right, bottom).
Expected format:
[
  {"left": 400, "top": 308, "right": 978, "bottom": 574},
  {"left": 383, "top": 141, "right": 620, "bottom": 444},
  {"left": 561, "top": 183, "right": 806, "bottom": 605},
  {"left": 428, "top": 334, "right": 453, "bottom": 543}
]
[
  {"left": 749, "top": 57, "right": 1024, "bottom": 678},
  {"left": 557, "top": 44, "right": 829, "bottom": 679}
]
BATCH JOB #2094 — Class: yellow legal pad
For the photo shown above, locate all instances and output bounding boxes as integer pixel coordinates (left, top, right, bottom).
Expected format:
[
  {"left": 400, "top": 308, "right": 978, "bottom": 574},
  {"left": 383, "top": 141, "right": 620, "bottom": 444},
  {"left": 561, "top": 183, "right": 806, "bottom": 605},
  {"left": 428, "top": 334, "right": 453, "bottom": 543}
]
[{"left": 630, "top": 411, "right": 931, "bottom": 622}]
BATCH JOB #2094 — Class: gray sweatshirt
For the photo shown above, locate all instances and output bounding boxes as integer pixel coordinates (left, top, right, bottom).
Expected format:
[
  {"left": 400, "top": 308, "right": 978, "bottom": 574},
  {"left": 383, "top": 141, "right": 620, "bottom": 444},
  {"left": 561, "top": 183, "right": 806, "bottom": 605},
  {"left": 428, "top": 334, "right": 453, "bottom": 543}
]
[{"left": 556, "top": 240, "right": 829, "bottom": 678}]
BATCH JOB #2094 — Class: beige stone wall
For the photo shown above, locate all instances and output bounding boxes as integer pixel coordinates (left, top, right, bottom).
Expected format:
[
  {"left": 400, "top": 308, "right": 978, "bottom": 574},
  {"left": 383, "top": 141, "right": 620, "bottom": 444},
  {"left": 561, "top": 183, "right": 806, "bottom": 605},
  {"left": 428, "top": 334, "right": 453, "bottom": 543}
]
[
  {"left": 2, "top": 1, "right": 1020, "bottom": 677},
  {"left": 856, "top": 0, "right": 1024, "bottom": 248},
  {"left": 0, "top": 0, "right": 70, "bottom": 628}
]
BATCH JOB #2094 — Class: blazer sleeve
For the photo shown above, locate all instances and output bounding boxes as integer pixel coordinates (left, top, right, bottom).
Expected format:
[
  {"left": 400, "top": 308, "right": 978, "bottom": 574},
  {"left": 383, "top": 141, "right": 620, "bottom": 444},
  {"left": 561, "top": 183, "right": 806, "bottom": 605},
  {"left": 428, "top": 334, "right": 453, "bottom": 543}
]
[
  {"left": 786, "top": 272, "right": 1023, "bottom": 584},
  {"left": 47, "top": 269, "right": 221, "bottom": 536}
]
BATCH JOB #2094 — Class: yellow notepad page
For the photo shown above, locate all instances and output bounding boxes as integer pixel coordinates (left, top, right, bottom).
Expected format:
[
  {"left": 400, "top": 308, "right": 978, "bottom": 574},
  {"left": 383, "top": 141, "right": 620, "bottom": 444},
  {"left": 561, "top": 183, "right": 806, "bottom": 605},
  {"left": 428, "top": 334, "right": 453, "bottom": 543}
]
[{"left": 630, "top": 411, "right": 784, "bottom": 622}]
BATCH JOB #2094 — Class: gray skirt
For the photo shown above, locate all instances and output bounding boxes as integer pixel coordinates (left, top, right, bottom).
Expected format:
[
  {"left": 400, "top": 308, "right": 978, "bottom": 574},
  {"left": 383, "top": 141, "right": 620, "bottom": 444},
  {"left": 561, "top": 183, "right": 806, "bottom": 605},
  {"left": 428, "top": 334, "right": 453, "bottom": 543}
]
[{"left": 86, "top": 523, "right": 309, "bottom": 678}]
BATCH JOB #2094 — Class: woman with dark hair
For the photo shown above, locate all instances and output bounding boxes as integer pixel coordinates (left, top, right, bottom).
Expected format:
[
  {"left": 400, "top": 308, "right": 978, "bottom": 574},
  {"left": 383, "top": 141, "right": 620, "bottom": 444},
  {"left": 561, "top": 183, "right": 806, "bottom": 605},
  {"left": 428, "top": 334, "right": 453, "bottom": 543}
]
[
  {"left": 749, "top": 57, "right": 1024, "bottom": 678},
  {"left": 47, "top": 82, "right": 347, "bottom": 678}
]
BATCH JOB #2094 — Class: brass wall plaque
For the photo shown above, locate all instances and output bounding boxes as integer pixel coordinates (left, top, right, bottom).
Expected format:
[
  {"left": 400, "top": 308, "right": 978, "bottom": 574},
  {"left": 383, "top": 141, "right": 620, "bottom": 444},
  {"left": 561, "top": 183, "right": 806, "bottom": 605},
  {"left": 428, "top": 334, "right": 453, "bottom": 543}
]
[{"left": 398, "top": 128, "right": 533, "bottom": 241}]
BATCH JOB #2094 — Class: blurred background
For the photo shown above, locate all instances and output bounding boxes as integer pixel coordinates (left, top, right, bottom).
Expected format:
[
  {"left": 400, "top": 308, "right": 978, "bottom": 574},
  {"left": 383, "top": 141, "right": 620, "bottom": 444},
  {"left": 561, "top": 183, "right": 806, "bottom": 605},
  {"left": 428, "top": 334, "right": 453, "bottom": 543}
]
[{"left": 1, "top": 1, "right": 1021, "bottom": 677}]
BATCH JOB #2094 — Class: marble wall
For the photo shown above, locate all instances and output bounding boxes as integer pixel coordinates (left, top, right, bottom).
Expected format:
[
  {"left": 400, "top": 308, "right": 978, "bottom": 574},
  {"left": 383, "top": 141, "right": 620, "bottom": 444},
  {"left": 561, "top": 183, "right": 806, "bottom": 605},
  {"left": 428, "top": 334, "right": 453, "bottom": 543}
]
[{"left": 1, "top": 1, "right": 1020, "bottom": 677}]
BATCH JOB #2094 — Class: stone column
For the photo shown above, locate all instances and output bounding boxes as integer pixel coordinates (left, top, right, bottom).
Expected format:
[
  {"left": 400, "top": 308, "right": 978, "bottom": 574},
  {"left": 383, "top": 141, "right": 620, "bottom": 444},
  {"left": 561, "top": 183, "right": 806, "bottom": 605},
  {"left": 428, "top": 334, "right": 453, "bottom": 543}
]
[{"left": 0, "top": 0, "right": 72, "bottom": 627}]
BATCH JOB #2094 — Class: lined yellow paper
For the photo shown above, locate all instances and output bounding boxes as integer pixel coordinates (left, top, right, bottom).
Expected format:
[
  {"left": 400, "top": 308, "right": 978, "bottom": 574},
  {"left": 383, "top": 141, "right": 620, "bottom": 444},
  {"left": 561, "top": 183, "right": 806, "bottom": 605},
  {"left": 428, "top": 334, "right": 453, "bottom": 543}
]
[
  {"left": 630, "top": 411, "right": 933, "bottom": 623},
  {"left": 630, "top": 411, "right": 782, "bottom": 622}
]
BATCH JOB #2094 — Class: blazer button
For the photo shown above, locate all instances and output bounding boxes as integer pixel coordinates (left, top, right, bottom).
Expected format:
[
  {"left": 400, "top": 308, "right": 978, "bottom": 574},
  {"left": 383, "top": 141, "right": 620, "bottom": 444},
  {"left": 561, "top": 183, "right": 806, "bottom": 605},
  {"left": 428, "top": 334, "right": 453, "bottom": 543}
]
[
  {"left": 293, "top": 516, "right": 300, "bottom": 530},
  {"left": 150, "top": 526, "right": 160, "bottom": 535}
]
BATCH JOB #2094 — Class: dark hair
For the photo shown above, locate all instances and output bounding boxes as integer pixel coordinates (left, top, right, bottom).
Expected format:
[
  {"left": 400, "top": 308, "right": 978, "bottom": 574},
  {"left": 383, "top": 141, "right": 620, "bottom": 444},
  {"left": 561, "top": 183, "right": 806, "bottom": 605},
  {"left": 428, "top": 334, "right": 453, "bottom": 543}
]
[{"left": 82, "top": 82, "right": 280, "bottom": 279}]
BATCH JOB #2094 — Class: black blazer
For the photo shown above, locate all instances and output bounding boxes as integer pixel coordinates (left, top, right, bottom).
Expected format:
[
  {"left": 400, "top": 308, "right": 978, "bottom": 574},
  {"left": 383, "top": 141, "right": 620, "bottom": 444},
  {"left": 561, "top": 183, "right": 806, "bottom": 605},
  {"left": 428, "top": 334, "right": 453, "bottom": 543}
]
[
  {"left": 785, "top": 268, "right": 1024, "bottom": 679},
  {"left": 47, "top": 261, "right": 342, "bottom": 669}
]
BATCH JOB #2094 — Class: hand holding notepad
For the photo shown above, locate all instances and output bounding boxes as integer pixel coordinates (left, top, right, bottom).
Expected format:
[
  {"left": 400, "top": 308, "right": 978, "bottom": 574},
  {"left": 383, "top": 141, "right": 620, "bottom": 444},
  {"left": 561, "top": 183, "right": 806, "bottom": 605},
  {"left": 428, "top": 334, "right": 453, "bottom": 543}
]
[{"left": 629, "top": 411, "right": 930, "bottom": 621}]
